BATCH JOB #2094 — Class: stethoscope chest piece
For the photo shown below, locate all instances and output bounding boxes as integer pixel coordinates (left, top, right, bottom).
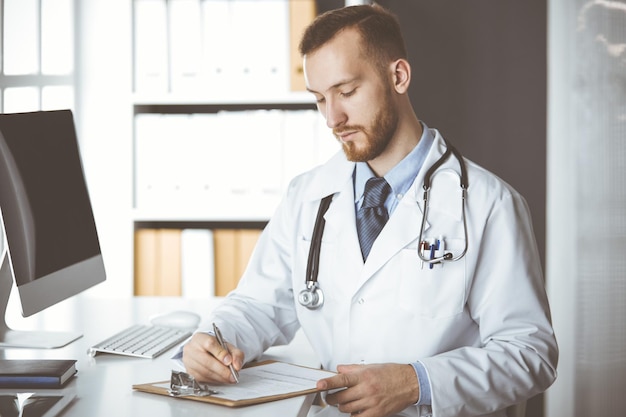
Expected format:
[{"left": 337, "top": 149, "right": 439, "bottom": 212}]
[{"left": 298, "top": 281, "right": 324, "bottom": 310}]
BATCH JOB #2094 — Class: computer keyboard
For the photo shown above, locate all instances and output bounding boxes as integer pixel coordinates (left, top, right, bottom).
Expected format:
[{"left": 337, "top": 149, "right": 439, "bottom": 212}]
[{"left": 88, "top": 324, "right": 192, "bottom": 359}]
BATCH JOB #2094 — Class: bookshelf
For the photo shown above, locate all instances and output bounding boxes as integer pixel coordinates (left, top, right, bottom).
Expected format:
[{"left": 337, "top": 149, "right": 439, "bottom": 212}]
[{"left": 130, "top": 0, "right": 338, "bottom": 296}]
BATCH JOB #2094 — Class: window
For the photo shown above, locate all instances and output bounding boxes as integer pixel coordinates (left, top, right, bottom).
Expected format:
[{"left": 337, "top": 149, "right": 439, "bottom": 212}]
[{"left": 0, "top": 0, "right": 75, "bottom": 113}]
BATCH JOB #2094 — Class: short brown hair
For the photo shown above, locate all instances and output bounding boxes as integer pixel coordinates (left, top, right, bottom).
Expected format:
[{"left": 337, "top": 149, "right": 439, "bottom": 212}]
[{"left": 299, "top": 4, "right": 408, "bottom": 72}]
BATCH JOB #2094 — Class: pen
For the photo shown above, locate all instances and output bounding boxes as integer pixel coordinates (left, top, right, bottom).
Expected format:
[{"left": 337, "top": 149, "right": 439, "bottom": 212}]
[
  {"left": 212, "top": 322, "right": 239, "bottom": 383},
  {"left": 429, "top": 240, "right": 436, "bottom": 269}
]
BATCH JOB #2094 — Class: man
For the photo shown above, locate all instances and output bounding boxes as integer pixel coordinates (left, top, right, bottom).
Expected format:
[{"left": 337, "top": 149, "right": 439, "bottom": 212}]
[{"left": 182, "top": 5, "right": 558, "bottom": 417}]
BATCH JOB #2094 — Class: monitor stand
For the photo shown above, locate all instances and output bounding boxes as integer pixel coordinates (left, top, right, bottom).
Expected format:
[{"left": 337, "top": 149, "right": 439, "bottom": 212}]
[{"left": 0, "top": 255, "right": 81, "bottom": 349}]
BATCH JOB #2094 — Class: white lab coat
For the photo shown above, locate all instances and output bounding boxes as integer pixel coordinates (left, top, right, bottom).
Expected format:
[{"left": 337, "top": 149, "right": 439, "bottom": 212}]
[{"left": 209, "top": 130, "right": 558, "bottom": 417}]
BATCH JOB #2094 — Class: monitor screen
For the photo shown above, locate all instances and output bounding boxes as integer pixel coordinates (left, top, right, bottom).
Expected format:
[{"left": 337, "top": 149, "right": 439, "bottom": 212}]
[{"left": 0, "top": 109, "right": 106, "bottom": 348}]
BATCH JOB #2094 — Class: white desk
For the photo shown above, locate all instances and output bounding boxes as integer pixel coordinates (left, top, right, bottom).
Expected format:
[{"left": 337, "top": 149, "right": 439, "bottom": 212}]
[{"left": 0, "top": 295, "right": 320, "bottom": 417}]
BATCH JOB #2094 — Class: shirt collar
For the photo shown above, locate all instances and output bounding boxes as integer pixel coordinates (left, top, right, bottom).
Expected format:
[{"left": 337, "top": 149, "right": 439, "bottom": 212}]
[{"left": 354, "top": 122, "right": 435, "bottom": 207}]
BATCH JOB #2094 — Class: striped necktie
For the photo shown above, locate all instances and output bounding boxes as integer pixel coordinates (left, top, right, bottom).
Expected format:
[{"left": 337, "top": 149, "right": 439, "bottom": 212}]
[{"left": 356, "top": 177, "right": 391, "bottom": 261}]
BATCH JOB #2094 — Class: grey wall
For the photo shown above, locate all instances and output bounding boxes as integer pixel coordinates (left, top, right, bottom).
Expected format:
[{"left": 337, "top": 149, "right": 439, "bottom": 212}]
[
  {"left": 379, "top": 0, "right": 547, "bottom": 270},
  {"left": 377, "top": 1, "right": 548, "bottom": 416}
]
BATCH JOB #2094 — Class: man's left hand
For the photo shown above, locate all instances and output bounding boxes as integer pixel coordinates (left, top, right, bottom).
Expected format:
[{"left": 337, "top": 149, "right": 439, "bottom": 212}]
[{"left": 316, "top": 363, "right": 420, "bottom": 417}]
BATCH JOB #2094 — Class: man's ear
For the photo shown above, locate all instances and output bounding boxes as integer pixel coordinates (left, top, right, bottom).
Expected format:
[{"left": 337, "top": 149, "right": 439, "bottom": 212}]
[{"left": 391, "top": 58, "right": 411, "bottom": 94}]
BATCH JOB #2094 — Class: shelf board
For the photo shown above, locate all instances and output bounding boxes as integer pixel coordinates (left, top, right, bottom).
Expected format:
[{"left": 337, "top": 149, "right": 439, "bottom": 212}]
[
  {"left": 132, "top": 207, "right": 275, "bottom": 224},
  {"left": 133, "top": 218, "right": 269, "bottom": 230},
  {"left": 132, "top": 91, "right": 317, "bottom": 112},
  {"left": 133, "top": 213, "right": 272, "bottom": 223}
]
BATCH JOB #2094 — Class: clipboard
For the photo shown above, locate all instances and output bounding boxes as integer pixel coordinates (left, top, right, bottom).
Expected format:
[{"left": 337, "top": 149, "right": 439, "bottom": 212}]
[{"left": 132, "top": 360, "right": 334, "bottom": 408}]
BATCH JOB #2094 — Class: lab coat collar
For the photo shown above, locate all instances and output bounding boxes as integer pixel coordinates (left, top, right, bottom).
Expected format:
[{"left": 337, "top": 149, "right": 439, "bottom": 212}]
[
  {"left": 307, "top": 128, "right": 449, "bottom": 201},
  {"left": 301, "top": 150, "right": 356, "bottom": 202},
  {"left": 358, "top": 131, "right": 451, "bottom": 283},
  {"left": 303, "top": 132, "right": 454, "bottom": 287}
]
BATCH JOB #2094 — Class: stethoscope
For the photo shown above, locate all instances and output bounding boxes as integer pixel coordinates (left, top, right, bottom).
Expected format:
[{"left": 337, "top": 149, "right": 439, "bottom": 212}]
[{"left": 298, "top": 138, "right": 469, "bottom": 310}]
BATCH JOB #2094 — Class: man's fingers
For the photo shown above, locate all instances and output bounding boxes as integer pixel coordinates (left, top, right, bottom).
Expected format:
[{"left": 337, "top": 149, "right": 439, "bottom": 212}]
[
  {"left": 182, "top": 333, "right": 243, "bottom": 383},
  {"left": 317, "top": 363, "right": 420, "bottom": 417},
  {"left": 317, "top": 369, "right": 358, "bottom": 391},
  {"left": 336, "top": 364, "right": 362, "bottom": 374}
]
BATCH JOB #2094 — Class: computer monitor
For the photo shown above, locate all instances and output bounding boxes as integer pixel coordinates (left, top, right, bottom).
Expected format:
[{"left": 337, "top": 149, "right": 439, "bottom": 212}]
[{"left": 0, "top": 109, "right": 106, "bottom": 348}]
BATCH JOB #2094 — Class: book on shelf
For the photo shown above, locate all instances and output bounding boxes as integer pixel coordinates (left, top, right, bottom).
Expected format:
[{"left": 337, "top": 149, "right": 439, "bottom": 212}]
[
  {"left": 213, "top": 228, "right": 262, "bottom": 297},
  {"left": 134, "top": 228, "right": 183, "bottom": 296},
  {"left": 169, "top": 0, "right": 203, "bottom": 92},
  {"left": 181, "top": 228, "right": 215, "bottom": 297},
  {"left": 134, "top": 0, "right": 168, "bottom": 93},
  {"left": 0, "top": 359, "right": 77, "bottom": 389},
  {"left": 289, "top": 0, "right": 317, "bottom": 91},
  {"left": 134, "top": 227, "right": 261, "bottom": 297},
  {"left": 133, "top": 110, "right": 338, "bottom": 211},
  {"left": 134, "top": 0, "right": 294, "bottom": 94}
]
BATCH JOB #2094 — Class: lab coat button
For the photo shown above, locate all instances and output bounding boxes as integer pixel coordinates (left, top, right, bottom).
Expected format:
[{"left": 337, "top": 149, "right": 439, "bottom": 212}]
[{"left": 357, "top": 298, "right": 365, "bottom": 305}]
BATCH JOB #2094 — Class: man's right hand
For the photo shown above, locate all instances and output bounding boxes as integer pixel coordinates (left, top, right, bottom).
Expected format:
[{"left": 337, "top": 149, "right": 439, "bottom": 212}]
[{"left": 182, "top": 332, "right": 244, "bottom": 384}]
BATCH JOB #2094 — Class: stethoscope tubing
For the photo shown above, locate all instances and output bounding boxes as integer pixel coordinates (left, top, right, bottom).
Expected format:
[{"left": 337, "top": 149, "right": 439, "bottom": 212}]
[
  {"left": 305, "top": 194, "right": 333, "bottom": 286},
  {"left": 417, "top": 139, "right": 469, "bottom": 264},
  {"left": 300, "top": 139, "right": 469, "bottom": 309}
]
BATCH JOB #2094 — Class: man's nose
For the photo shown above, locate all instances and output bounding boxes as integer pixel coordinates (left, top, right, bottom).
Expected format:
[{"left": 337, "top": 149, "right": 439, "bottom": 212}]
[{"left": 324, "top": 99, "right": 347, "bottom": 129}]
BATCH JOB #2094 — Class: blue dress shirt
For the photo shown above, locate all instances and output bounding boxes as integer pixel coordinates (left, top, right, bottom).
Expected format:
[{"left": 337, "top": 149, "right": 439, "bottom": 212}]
[{"left": 353, "top": 122, "right": 434, "bottom": 405}]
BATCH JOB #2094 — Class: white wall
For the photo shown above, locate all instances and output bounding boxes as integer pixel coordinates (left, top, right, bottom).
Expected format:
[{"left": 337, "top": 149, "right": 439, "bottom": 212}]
[
  {"left": 546, "top": 1, "right": 626, "bottom": 415},
  {"left": 76, "top": 0, "right": 133, "bottom": 297}
]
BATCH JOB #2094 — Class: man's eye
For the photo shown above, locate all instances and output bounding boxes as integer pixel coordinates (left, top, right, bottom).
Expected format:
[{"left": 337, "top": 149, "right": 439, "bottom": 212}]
[
  {"left": 315, "top": 97, "right": 326, "bottom": 103},
  {"left": 341, "top": 89, "right": 356, "bottom": 98}
]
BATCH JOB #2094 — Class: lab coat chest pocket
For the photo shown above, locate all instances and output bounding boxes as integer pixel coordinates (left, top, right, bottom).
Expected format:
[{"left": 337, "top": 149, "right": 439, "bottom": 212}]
[{"left": 397, "top": 237, "right": 467, "bottom": 319}]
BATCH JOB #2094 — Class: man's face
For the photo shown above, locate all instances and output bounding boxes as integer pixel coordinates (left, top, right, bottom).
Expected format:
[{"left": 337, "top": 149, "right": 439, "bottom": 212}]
[{"left": 303, "top": 28, "right": 398, "bottom": 162}]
